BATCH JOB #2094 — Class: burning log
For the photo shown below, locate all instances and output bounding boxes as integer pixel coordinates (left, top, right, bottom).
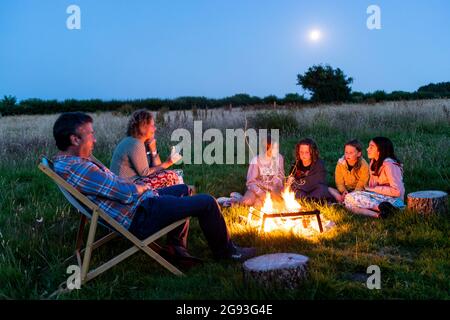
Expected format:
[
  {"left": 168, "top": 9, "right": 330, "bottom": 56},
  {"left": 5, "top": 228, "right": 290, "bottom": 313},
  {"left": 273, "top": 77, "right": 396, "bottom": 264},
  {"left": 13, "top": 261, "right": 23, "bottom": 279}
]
[
  {"left": 407, "top": 190, "right": 448, "bottom": 215},
  {"left": 243, "top": 253, "right": 309, "bottom": 289}
]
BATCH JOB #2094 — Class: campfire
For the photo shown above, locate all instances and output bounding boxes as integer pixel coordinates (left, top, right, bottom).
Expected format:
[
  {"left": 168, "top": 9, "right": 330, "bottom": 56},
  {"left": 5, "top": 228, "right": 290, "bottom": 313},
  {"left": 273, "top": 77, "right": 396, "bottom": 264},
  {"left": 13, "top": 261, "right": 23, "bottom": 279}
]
[{"left": 247, "top": 188, "right": 334, "bottom": 237}]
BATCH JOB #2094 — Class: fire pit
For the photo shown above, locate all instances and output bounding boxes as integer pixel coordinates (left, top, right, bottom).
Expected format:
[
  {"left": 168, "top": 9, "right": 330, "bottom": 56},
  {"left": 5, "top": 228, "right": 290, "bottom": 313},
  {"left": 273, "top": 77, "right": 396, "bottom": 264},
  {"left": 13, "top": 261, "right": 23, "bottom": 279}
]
[
  {"left": 246, "top": 188, "right": 332, "bottom": 236},
  {"left": 249, "top": 207, "right": 323, "bottom": 233}
]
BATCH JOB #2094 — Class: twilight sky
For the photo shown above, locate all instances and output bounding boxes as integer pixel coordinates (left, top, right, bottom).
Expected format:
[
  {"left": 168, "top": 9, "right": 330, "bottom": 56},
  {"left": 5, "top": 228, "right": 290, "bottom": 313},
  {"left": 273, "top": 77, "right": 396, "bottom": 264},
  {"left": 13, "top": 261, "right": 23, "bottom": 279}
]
[{"left": 1, "top": 0, "right": 449, "bottom": 100}]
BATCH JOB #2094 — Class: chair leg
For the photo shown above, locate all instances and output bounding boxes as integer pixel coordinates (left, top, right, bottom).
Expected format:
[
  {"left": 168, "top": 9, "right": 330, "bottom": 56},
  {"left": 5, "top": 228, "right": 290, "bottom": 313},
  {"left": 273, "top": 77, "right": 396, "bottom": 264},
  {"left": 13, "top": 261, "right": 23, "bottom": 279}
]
[
  {"left": 80, "top": 210, "right": 99, "bottom": 283},
  {"left": 75, "top": 215, "right": 87, "bottom": 251}
]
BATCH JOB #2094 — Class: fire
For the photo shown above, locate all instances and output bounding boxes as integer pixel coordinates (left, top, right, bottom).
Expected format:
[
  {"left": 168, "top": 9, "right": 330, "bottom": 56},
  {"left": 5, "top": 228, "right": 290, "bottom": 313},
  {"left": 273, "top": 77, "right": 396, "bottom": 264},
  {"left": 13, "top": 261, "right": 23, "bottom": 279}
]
[
  {"left": 247, "top": 186, "right": 333, "bottom": 236},
  {"left": 281, "top": 188, "right": 301, "bottom": 212},
  {"left": 260, "top": 192, "right": 275, "bottom": 214}
]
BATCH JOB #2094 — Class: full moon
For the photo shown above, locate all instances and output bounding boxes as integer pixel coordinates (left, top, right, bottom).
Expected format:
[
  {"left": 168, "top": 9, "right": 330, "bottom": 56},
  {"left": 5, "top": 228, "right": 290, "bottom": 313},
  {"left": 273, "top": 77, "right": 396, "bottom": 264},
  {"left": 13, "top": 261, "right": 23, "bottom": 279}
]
[{"left": 309, "top": 29, "right": 321, "bottom": 41}]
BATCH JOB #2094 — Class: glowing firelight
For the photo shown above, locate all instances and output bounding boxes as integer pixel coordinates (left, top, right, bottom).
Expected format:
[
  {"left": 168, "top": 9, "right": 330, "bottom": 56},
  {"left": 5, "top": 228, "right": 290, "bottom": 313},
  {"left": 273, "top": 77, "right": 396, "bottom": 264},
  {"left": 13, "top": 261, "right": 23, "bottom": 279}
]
[
  {"left": 247, "top": 186, "right": 334, "bottom": 236},
  {"left": 260, "top": 192, "right": 275, "bottom": 214},
  {"left": 281, "top": 188, "right": 301, "bottom": 212}
]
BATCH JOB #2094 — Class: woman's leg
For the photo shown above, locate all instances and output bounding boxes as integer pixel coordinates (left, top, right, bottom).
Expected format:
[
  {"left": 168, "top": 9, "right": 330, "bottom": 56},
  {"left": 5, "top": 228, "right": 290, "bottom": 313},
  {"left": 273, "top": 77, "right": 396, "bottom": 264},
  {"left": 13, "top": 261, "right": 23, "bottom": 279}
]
[
  {"left": 344, "top": 191, "right": 381, "bottom": 218},
  {"left": 347, "top": 206, "right": 380, "bottom": 218}
]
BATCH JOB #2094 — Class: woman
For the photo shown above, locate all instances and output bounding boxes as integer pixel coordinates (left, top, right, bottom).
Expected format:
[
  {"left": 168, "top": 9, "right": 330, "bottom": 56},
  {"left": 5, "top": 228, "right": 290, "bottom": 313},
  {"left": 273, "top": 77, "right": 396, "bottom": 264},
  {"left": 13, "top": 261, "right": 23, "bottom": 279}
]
[
  {"left": 110, "top": 109, "right": 183, "bottom": 190},
  {"left": 344, "top": 137, "right": 405, "bottom": 218},
  {"left": 287, "top": 138, "right": 334, "bottom": 202},
  {"left": 217, "top": 135, "right": 284, "bottom": 208},
  {"left": 328, "top": 139, "right": 370, "bottom": 203}
]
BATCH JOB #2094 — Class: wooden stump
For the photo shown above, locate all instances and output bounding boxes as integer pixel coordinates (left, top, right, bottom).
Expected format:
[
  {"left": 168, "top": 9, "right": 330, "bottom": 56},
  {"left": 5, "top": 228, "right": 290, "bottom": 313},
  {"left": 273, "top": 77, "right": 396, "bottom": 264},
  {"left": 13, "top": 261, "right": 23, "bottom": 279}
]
[
  {"left": 407, "top": 190, "right": 448, "bottom": 215},
  {"left": 243, "top": 253, "right": 308, "bottom": 290}
]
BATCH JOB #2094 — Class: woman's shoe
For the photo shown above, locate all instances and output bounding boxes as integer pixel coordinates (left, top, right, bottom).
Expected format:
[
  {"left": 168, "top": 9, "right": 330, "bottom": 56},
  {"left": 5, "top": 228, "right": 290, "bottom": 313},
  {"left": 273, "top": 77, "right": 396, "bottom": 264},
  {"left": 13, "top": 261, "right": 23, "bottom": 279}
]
[
  {"left": 230, "top": 192, "right": 244, "bottom": 201},
  {"left": 378, "top": 201, "right": 397, "bottom": 219},
  {"left": 217, "top": 197, "right": 232, "bottom": 207}
]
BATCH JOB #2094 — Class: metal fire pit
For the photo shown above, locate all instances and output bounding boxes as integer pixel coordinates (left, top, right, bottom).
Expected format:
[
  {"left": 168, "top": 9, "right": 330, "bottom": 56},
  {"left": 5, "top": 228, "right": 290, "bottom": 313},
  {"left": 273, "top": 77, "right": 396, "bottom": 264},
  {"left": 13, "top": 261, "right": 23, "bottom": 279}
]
[{"left": 248, "top": 208, "right": 323, "bottom": 233}]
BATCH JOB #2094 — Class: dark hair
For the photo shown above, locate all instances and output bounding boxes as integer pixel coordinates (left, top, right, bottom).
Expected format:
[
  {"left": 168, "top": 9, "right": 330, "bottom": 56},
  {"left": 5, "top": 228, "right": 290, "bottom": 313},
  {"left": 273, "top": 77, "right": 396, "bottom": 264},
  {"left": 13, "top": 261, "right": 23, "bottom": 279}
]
[
  {"left": 295, "top": 138, "right": 320, "bottom": 165},
  {"left": 53, "top": 112, "right": 93, "bottom": 151},
  {"left": 265, "top": 132, "right": 272, "bottom": 150},
  {"left": 344, "top": 139, "right": 363, "bottom": 168},
  {"left": 126, "top": 109, "right": 154, "bottom": 138},
  {"left": 370, "top": 136, "right": 401, "bottom": 176}
]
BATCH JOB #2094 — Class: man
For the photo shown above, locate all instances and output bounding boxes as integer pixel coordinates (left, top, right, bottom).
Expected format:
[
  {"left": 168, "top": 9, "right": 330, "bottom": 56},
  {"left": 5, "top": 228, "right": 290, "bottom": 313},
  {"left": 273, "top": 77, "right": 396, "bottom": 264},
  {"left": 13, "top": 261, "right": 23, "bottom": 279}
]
[{"left": 52, "top": 112, "right": 256, "bottom": 265}]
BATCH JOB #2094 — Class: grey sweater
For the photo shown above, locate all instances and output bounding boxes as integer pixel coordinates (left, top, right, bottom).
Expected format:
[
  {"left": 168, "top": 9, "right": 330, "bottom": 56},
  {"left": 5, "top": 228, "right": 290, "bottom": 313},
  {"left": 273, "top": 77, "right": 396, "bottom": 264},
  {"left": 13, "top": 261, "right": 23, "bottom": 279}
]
[{"left": 110, "top": 137, "right": 152, "bottom": 180}]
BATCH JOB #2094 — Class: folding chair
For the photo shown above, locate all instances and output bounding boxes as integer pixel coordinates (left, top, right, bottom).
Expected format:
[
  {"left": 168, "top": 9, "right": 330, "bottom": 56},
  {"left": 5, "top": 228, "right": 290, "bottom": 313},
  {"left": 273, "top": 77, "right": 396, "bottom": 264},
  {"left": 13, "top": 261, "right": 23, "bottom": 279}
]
[{"left": 38, "top": 156, "right": 188, "bottom": 287}]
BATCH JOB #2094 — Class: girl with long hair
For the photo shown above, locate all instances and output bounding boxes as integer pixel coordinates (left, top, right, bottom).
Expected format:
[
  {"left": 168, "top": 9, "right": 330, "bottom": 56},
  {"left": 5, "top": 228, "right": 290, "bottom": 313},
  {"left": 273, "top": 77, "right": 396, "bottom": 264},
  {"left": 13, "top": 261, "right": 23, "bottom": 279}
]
[{"left": 344, "top": 137, "right": 405, "bottom": 218}]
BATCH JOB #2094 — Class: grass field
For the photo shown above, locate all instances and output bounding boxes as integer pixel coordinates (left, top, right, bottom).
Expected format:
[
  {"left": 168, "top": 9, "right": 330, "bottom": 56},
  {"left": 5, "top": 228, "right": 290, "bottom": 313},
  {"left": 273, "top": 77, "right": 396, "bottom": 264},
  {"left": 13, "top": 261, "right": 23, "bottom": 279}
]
[{"left": 0, "top": 99, "right": 449, "bottom": 299}]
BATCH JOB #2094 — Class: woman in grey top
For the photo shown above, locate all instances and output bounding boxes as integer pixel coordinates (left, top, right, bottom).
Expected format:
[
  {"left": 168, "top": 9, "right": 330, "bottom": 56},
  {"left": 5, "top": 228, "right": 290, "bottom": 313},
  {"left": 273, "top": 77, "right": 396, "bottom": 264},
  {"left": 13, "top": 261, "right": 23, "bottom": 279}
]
[{"left": 110, "top": 109, "right": 183, "bottom": 189}]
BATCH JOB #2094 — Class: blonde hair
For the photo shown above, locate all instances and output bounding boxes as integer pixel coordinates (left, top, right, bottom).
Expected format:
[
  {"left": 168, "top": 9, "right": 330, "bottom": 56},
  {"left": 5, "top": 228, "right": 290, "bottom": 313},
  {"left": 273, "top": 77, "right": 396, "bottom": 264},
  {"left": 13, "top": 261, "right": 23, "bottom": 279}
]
[{"left": 126, "top": 109, "right": 153, "bottom": 138}]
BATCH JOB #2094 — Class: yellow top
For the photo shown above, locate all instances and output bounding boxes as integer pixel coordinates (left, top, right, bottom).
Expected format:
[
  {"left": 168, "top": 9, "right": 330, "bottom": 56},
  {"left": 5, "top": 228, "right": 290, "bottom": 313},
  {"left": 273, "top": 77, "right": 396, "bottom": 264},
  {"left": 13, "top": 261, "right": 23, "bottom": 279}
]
[{"left": 334, "top": 156, "right": 370, "bottom": 193}]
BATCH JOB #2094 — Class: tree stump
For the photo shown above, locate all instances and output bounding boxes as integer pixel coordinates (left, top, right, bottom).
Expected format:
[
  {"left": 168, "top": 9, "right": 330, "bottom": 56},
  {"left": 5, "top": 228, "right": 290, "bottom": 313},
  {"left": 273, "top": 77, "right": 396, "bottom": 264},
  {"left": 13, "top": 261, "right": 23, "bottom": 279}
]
[
  {"left": 243, "top": 253, "right": 309, "bottom": 290},
  {"left": 407, "top": 190, "right": 448, "bottom": 215}
]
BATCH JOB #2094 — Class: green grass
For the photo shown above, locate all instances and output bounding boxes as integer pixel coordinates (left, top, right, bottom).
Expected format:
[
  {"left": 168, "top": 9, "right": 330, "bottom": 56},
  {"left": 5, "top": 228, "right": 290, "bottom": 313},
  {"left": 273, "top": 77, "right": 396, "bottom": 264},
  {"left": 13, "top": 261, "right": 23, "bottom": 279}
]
[{"left": 0, "top": 103, "right": 449, "bottom": 300}]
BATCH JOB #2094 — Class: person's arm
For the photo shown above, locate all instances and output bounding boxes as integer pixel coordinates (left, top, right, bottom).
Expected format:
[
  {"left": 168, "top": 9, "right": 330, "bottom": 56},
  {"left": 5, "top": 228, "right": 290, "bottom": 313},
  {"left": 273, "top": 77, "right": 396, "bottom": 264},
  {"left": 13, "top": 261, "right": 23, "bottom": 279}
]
[
  {"left": 246, "top": 159, "right": 265, "bottom": 197},
  {"left": 355, "top": 161, "right": 370, "bottom": 191},
  {"left": 335, "top": 163, "right": 347, "bottom": 193},
  {"left": 129, "top": 141, "right": 173, "bottom": 177},
  {"left": 145, "top": 139, "right": 176, "bottom": 173},
  {"left": 370, "top": 163, "right": 404, "bottom": 198},
  {"left": 69, "top": 161, "right": 145, "bottom": 204},
  {"left": 274, "top": 155, "right": 285, "bottom": 190}
]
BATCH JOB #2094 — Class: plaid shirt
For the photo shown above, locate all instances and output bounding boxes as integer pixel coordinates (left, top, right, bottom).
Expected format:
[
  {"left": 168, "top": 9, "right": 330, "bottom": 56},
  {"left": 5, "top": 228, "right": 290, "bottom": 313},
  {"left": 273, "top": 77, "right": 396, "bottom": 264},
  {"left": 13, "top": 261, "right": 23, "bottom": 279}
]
[{"left": 53, "top": 155, "right": 156, "bottom": 229}]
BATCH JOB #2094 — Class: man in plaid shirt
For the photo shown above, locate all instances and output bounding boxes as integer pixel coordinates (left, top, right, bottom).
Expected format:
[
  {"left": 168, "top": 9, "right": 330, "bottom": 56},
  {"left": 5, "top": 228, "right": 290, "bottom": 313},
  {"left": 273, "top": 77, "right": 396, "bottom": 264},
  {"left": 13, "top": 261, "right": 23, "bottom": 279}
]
[{"left": 52, "top": 112, "right": 256, "bottom": 262}]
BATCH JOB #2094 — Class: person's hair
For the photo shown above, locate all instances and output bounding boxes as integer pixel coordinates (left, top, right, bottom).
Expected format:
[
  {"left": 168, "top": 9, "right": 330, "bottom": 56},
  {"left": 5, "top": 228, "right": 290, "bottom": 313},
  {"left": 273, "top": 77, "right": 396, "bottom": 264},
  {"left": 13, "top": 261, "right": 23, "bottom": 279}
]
[
  {"left": 344, "top": 139, "right": 363, "bottom": 168},
  {"left": 265, "top": 133, "right": 272, "bottom": 150},
  {"left": 370, "top": 136, "right": 401, "bottom": 176},
  {"left": 53, "top": 112, "right": 93, "bottom": 151},
  {"left": 126, "top": 109, "right": 154, "bottom": 138},
  {"left": 295, "top": 138, "right": 320, "bottom": 165}
]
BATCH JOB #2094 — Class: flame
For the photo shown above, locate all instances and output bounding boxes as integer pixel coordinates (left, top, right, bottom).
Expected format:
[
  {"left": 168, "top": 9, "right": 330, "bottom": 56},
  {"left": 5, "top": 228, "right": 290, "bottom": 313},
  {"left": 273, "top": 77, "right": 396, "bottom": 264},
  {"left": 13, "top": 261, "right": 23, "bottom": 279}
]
[
  {"left": 248, "top": 186, "right": 333, "bottom": 236},
  {"left": 260, "top": 192, "right": 274, "bottom": 214},
  {"left": 281, "top": 188, "right": 301, "bottom": 212}
]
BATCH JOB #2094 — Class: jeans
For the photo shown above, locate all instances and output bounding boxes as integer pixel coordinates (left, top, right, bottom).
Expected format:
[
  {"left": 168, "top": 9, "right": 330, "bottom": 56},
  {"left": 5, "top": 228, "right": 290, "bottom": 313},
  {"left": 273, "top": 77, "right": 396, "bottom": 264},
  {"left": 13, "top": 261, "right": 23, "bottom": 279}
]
[{"left": 129, "top": 184, "right": 234, "bottom": 258}]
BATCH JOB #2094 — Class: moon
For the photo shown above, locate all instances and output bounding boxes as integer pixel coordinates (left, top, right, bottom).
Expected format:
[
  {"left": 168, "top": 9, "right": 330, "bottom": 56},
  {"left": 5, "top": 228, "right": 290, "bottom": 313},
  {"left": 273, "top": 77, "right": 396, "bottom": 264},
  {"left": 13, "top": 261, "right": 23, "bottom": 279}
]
[{"left": 309, "top": 29, "right": 321, "bottom": 42}]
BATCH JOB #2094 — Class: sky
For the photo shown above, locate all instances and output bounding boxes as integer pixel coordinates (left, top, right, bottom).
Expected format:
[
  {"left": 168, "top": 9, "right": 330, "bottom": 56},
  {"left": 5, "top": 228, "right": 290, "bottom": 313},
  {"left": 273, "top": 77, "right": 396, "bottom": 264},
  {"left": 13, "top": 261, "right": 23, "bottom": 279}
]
[{"left": 1, "top": 0, "right": 450, "bottom": 101}]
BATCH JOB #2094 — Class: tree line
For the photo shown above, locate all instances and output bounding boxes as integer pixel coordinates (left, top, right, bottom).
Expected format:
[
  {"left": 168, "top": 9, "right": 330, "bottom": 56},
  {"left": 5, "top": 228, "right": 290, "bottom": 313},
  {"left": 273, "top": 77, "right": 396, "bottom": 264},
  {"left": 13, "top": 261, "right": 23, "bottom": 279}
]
[{"left": 1, "top": 65, "right": 449, "bottom": 116}]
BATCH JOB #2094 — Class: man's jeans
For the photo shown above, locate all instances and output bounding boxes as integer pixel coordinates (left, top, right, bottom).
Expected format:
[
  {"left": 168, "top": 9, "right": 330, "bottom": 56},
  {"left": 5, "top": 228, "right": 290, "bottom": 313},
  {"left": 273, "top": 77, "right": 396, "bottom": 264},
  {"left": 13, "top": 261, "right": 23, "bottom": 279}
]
[{"left": 129, "top": 184, "right": 234, "bottom": 258}]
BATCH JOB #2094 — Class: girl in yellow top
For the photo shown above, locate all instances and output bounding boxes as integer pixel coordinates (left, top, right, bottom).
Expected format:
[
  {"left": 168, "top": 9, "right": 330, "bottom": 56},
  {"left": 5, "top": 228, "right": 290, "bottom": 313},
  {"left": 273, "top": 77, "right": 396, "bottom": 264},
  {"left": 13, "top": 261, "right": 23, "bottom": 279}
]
[{"left": 328, "top": 139, "right": 369, "bottom": 203}]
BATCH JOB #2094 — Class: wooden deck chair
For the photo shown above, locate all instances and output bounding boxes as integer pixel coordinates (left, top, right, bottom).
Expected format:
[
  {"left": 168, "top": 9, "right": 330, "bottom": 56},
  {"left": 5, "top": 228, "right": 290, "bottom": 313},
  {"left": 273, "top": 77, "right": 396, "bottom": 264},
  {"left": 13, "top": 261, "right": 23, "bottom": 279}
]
[{"left": 38, "top": 156, "right": 187, "bottom": 287}]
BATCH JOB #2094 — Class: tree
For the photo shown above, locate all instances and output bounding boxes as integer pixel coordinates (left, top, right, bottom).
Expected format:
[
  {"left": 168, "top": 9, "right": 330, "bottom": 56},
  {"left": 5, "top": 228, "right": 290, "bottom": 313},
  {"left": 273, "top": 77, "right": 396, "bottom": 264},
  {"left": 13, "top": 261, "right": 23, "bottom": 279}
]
[
  {"left": 297, "top": 65, "right": 353, "bottom": 103},
  {"left": 417, "top": 82, "right": 450, "bottom": 94},
  {"left": 1, "top": 95, "right": 17, "bottom": 107}
]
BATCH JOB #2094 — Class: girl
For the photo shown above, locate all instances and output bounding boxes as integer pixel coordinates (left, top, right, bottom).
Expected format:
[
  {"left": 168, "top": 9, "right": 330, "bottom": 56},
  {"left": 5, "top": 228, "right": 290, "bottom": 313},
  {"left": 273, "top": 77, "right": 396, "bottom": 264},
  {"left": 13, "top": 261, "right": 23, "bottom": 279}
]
[
  {"left": 218, "top": 134, "right": 284, "bottom": 208},
  {"left": 328, "top": 139, "right": 370, "bottom": 203},
  {"left": 287, "top": 138, "right": 334, "bottom": 202},
  {"left": 344, "top": 137, "right": 405, "bottom": 218},
  {"left": 110, "top": 109, "right": 183, "bottom": 190}
]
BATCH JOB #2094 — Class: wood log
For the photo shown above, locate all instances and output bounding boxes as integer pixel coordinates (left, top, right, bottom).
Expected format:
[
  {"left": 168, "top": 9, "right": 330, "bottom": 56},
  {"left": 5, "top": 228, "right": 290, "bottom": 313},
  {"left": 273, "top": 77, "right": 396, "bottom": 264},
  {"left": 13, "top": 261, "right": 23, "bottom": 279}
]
[
  {"left": 243, "top": 253, "right": 308, "bottom": 290},
  {"left": 407, "top": 190, "right": 448, "bottom": 215}
]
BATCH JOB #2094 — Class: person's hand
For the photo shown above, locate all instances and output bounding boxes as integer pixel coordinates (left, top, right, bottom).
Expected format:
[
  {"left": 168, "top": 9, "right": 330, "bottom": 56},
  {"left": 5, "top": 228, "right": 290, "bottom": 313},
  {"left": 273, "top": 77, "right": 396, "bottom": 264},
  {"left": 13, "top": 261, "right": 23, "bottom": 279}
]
[
  {"left": 169, "top": 147, "right": 182, "bottom": 164},
  {"left": 135, "top": 183, "right": 151, "bottom": 195},
  {"left": 286, "top": 176, "right": 294, "bottom": 187},
  {"left": 146, "top": 138, "right": 157, "bottom": 153}
]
